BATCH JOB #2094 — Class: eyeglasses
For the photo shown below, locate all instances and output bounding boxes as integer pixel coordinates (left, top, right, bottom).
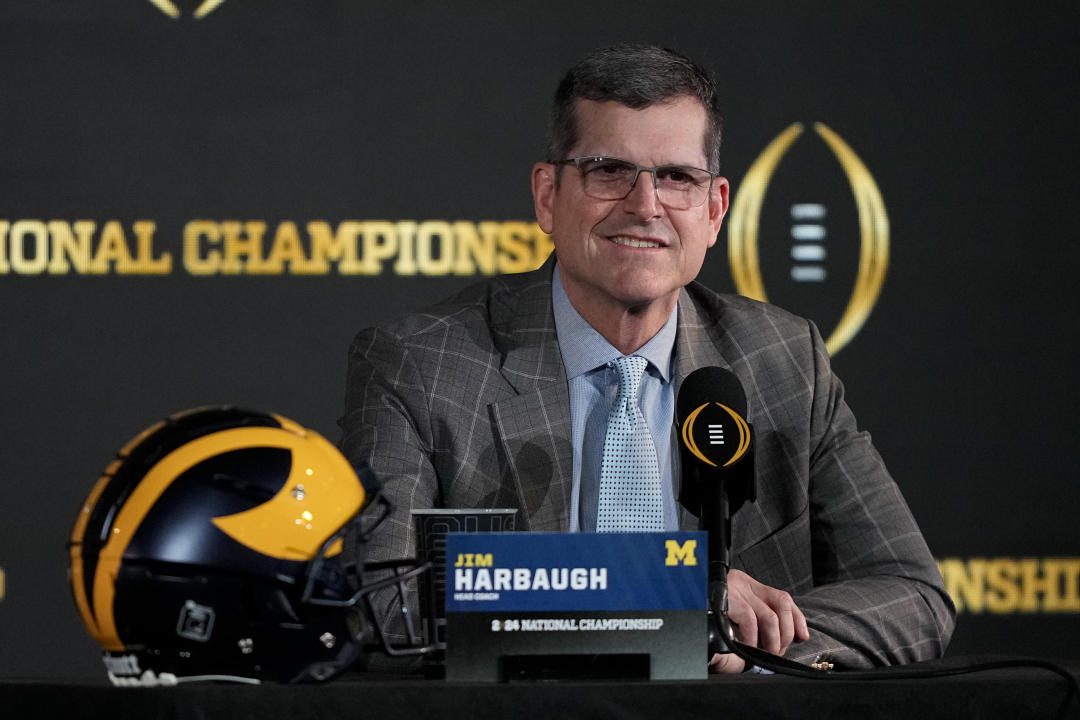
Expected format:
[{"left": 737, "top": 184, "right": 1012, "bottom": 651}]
[{"left": 556, "top": 156, "right": 717, "bottom": 210}]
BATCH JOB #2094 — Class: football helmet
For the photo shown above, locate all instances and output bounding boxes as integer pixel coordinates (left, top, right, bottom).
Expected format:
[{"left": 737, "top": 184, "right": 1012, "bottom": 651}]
[{"left": 68, "top": 406, "right": 431, "bottom": 685}]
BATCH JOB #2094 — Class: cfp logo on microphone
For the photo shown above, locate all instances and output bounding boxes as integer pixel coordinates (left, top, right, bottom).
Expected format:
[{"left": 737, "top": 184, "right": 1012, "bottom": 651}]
[
  {"left": 727, "top": 123, "right": 890, "bottom": 355},
  {"left": 680, "top": 403, "right": 750, "bottom": 469}
]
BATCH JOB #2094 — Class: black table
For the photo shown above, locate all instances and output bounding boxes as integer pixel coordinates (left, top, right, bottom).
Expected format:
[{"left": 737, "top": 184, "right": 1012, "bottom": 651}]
[{"left": 3, "top": 658, "right": 1078, "bottom": 720}]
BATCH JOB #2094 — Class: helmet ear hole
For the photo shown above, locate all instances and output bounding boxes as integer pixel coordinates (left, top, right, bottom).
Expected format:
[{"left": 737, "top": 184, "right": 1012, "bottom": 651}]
[{"left": 244, "top": 586, "right": 302, "bottom": 625}]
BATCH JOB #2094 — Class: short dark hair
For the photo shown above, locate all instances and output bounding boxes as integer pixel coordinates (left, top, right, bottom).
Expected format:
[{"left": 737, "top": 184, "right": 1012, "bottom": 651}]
[{"left": 546, "top": 44, "right": 723, "bottom": 172}]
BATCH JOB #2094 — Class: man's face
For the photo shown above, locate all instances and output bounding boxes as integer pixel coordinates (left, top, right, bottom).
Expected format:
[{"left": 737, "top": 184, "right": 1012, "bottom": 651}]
[{"left": 533, "top": 96, "right": 729, "bottom": 318}]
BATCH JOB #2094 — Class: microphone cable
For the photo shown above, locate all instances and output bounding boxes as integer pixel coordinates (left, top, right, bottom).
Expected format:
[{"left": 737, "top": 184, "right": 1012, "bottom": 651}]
[{"left": 715, "top": 613, "right": 1079, "bottom": 715}]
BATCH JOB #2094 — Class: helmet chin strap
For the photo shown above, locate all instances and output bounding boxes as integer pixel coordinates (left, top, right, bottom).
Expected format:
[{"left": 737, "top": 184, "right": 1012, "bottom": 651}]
[{"left": 103, "top": 654, "right": 263, "bottom": 687}]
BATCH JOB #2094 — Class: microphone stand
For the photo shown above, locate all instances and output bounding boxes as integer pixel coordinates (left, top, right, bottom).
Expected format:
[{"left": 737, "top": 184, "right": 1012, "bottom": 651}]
[
  {"left": 678, "top": 425, "right": 753, "bottom": 660},
  {"left": 705, "top": 475, "right": 736, "bottom": 657}
]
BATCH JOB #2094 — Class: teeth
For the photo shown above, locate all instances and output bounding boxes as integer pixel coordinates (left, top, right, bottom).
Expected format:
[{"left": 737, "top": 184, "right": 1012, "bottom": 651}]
[{"left": 609, "top": 236, "right": 661, "bottom": 248}]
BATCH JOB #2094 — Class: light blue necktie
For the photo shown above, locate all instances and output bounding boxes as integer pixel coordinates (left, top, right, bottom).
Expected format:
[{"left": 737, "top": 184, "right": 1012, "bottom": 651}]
[{"left": 596, "top": 355, "right": 664, "bottom": 532}]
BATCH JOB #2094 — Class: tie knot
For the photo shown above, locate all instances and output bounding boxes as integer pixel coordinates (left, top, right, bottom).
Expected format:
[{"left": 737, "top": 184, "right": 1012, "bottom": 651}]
[{"left": 610, "top": 355, "right": 648, "bottom": 401}]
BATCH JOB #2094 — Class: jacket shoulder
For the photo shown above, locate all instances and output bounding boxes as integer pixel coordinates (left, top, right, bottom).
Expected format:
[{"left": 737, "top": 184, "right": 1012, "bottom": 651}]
[
  {"left": 683, "top": 281, "right": 816, "bottom": 345},
  {"left": 365, "top": 267, "right": 551, "bottom": 352}
]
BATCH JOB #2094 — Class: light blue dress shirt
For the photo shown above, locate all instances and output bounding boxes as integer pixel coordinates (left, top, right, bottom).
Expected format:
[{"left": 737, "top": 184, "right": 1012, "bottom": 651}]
[{"left": 551, "top": 267, "right": 679, "bottom": 532}]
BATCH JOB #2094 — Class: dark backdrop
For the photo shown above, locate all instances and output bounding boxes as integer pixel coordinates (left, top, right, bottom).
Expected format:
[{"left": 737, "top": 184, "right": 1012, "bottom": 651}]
[{"left": 1, "top": 1, "right": 1076, "bottom": 680}]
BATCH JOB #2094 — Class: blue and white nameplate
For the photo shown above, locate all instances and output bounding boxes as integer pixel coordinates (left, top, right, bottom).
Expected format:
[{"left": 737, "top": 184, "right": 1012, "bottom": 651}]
[{"left": 444, "top": 531, "right": 708, "bottom": 681}]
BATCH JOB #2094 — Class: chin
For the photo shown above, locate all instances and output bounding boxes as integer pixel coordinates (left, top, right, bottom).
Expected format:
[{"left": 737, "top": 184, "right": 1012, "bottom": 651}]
[{"left": 611, "top": 285, "right": 679, "bottom": 311}]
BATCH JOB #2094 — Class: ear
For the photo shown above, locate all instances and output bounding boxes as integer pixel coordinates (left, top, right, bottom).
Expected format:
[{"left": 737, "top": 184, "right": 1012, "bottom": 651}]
[
  {"left": 532, "top": 162, "right": 557, "bottom": 234},
  {"left": 706, "top": 176, "right": 730, "bottom": 248}
]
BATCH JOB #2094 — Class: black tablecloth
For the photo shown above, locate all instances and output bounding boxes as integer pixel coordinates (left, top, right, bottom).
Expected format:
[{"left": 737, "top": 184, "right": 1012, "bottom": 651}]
[{"left": 3, "top": 658, "right": 1077, "bottom": 720}]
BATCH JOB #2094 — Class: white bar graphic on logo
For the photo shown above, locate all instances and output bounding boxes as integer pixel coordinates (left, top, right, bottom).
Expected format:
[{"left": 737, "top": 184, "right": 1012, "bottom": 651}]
[
  {"left": 791, "top": 224, "right": 826, "bottom": 240},
  {"left": 791, "top": 203, "right": 826, "bottom": 220},
  {"left": 790, "top": 204, "right": 828, "bottom": 283},
  {"left": 791, "top": 266, "right": 827, "bottom": 282},
  {"left": 708, "top": 424, "right": 725, "bottom": 445},
  {"left": 791, "top": 245, "right": 826, "bottom": 261}
]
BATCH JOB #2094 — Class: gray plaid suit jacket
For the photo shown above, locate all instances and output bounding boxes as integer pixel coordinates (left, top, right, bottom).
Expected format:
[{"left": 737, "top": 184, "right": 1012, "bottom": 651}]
[{"left": 339, "top": 260, "right": 955, "bottom": 668}]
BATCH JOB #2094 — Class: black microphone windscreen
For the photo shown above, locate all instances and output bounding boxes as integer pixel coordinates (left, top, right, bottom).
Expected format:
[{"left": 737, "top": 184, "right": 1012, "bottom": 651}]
[{"left": 678, "top": 366, "right": 747, "bottom": 420}]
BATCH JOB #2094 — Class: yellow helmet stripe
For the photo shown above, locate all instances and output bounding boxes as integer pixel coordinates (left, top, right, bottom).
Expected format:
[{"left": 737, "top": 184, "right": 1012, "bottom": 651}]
[
  {"left": 210, "top": 429, "right": 363, "bottom": 561},
  {"left": 69, "top": 472, "right": 115, "bottom": 644},
  {"left": 271, "top": 412, "right": 307, "bottom": 436},
  {"left": 116, "top": 420, "right": 166, "bottom": 458},
  {"left": 90, "top": 426, "right": 364, "bottom": 651},
  {"left": 71, "top": 470, "right": 115, "bottom": 546}
]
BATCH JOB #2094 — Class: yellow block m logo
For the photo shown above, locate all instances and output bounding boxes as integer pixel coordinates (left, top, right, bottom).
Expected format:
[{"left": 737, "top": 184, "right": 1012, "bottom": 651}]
[{"left": 665, "top": 539, "right": 698, "bottom": 566}]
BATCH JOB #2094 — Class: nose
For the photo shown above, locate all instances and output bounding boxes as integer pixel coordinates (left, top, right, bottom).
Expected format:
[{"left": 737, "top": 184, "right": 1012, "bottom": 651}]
[{"left": 622, "top": 169, "right": 663, "bottom": 218}]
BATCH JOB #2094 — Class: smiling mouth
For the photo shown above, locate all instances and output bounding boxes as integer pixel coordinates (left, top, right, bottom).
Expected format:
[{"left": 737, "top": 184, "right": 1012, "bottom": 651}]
[{"left": 608, "top": 235, "right": 664, "bottom": 249}]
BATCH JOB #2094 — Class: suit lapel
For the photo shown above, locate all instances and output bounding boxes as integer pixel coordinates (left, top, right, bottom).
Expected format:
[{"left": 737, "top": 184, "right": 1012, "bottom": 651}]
[
  {"left": 673, "top": 289, "right": 773, "bottom": 555},
  {"left": 488, "top": 261, "right": 573, "bottom": 531},
  {"left": 673, "top": 288, "right": 735, "bottom": 397}
]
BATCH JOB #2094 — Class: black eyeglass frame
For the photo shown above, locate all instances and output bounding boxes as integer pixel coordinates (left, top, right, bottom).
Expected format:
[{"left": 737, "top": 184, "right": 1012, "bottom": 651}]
[{"left": 554, "top": 156, "right": 718, "bottom": 209}]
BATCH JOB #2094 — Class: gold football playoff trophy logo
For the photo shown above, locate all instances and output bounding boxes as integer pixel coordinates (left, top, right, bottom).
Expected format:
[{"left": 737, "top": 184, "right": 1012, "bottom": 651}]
[
  {"left": 147, "top": 0, "right": 228, "bottom": 19},
  {"left": 728, "top": 123, "right": 890, "bottom": 355},
  {"left": 680, "top": 401, "right": 751, "bottom": 469}
]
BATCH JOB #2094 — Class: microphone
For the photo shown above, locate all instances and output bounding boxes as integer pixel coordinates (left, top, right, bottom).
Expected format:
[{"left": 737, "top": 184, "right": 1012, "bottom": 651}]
[{"left": 675, "top": 367, "right": 757, "bottom": 656}]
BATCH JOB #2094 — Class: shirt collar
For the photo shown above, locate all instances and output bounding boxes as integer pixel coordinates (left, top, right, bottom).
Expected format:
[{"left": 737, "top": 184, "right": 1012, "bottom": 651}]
[{"left": 551, "top": 263, "right": 677, "bottom": 382}]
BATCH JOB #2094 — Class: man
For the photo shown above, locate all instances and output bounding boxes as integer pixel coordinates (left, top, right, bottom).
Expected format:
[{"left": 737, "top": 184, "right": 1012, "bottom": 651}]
[{"left": 339, "top": 44, "right": 954, "bottom": 671}]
